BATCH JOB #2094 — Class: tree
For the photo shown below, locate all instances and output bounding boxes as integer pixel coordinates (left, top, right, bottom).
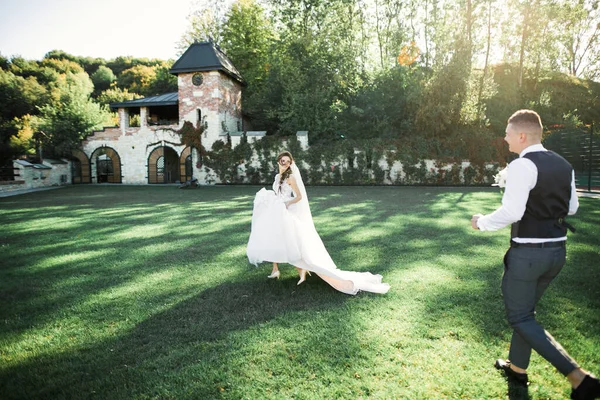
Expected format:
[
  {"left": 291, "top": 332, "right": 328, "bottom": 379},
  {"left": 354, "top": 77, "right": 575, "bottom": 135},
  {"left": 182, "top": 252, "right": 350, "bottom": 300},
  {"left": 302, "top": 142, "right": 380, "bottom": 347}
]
[
  {"left": 555, "top": 0, "right": 600, "bottom": 80},
  {"left": 146, "top": 63, "right": 178, "bottom": 96},
  {"left": 9, "top": 114, "right": 37, "bottom": 156},
  {"left": 44, "top": 50, "right": 106, "bottom": 75},
  {"left": 476, "top": 0, "right": 495, "bottom": 120},
  {"left": 0, "top": 53, "right": 8, "bottom": 70},
  {"left": 177, "top": 1, "right": 229, "bottom": 53},
  {"left": 117, "top": 65, "right": 157, "bottom": 96},
  {"left": 219, "top": 0, "right": 276, "bottom": 124},
  {"left": 373, "top": 0, "right": 405, "bottom": 69},
  {"left": 0, "top": 68, "right": 47, "bottom": 121},
  {"left": 40, "top": 58, "right": 85, "bottom": 75},
  {"left": 96, "top": 86, "right": 143, "bottom": 107},
  {"left": 39, "top": 71, "right": 109, "bottom": 156},
  {"left": 91, "top": 65, "right": 116, "bottom": 94}
]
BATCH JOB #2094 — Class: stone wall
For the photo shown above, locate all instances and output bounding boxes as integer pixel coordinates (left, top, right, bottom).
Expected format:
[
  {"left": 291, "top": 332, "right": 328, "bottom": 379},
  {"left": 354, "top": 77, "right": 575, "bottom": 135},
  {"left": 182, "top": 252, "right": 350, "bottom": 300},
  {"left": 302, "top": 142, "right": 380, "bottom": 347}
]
[
  {"left": 82, "top": 125, "right": 191, "bottom": 185},
  {"left": 11, "top": 159, "right": 71, "bottom": 189},
  {"left": 201, "top": 132, "right": 498, "bottom": 186},
  {"left": 177, "top": 71, "right": 242, "bottom": 150},
  {"left": 0, "top": 181, "right": 26, "bottom": 194}
]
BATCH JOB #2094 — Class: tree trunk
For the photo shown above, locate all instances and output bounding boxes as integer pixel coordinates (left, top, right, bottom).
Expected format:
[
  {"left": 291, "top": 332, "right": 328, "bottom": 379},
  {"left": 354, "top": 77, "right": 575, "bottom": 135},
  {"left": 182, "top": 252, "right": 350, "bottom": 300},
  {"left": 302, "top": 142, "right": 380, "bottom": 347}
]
[
  {"left": 424, "top": 0, "right": 430, "bottom": 69},
  {"left": 518, "top": 4, "right": 530, "bottom": 88},
  {"left": 477, "top": 0, "right": 493, "bottom": 122},
  {"left": 466, "top": 0, "right": 473, "bottom": 63}
]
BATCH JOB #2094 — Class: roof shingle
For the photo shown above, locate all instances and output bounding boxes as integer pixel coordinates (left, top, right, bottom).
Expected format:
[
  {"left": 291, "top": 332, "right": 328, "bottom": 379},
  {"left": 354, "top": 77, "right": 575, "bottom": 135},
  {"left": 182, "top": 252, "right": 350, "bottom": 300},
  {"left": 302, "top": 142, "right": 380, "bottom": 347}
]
[{"left": 169, "top": 41, "right": 245, "bottom": 84}]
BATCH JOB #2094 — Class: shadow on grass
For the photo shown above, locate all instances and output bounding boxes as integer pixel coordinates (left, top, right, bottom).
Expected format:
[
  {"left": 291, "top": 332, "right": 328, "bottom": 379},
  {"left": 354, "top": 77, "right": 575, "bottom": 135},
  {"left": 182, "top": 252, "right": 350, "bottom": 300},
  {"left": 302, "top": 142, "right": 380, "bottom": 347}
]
[
  {"left": 507, "top": 381, "right": 531, "bottom": 400},
  {"left": 0, "top": 273, "right": 355, "bottom": 399},
  {"left": 313, "top": 186, "right": 598, "bottom": 398},
  {"left": 0, "top": 186, "right": 259, "bottom": 337},
  {"left": 0, "top": 185, "right": 597, "bottom": 399}
]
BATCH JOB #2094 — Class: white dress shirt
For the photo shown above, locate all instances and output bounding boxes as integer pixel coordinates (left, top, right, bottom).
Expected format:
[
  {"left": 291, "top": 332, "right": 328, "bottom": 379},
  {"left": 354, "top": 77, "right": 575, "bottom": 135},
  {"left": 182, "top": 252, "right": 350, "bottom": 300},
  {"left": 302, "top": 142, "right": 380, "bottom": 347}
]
[{"left": 477, "top": 144, "right": 579, "bottom": 242}]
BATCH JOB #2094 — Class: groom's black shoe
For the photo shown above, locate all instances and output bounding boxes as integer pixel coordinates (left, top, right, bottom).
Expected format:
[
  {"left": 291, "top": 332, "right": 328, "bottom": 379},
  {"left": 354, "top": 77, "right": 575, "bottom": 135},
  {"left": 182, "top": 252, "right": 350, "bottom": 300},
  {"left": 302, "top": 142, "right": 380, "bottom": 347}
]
[
  {"left": 571, "top": 375, "right": 600, "bottom": 400},
  {"left": 495, "top": 359, "right": 529, "bottom": 386}
]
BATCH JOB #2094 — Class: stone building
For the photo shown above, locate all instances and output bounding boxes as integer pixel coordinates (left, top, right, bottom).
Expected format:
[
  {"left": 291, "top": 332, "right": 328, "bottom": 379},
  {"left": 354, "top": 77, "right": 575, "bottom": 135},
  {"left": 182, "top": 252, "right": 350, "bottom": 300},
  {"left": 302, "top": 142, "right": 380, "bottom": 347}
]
[{"left": 72, "top": 41, "right": 248, "bottom": 185}]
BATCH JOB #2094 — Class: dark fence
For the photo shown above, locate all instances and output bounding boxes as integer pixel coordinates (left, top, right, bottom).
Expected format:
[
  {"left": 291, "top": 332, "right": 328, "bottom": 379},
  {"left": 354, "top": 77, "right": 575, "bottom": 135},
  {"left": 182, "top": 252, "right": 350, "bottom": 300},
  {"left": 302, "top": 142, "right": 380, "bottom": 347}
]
[
  {"left": 544, "top": 124, "right": 599, "bottom": 192},
  {"left": 0, "top": 166, "right": 18, "bottom": 181}
]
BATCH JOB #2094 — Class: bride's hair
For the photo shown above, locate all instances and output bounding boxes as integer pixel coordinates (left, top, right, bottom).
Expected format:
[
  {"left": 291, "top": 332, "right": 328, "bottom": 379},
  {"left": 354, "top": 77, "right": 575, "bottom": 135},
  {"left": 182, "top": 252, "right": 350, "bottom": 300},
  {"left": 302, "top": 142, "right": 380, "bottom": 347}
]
[{"left": 277, "top": 151, "right": 294, "bottom": 189}]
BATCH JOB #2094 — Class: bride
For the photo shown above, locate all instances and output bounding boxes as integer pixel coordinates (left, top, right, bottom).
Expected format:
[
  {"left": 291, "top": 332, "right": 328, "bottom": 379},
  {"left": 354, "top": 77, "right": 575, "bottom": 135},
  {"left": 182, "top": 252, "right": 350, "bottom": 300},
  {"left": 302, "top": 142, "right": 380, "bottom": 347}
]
[{"left": 246, "top": 151, "right": 390, "bottom": 295}]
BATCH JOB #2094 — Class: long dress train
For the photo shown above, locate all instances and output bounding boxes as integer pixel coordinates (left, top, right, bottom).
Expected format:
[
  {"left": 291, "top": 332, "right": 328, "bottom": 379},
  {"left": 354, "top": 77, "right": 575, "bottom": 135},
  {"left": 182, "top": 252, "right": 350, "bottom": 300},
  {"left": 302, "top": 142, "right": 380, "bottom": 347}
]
[{"left": 247, "top": 166, "right": 390, "bottom": 295}]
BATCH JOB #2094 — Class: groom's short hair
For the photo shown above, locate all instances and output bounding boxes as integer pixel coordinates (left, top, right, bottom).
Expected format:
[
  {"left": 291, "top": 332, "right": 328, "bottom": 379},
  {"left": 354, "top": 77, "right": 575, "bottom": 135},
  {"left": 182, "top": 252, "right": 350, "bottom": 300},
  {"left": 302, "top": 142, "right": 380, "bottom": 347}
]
[{"left": 508, "top": 109, "right": 543, "bottom": 138}]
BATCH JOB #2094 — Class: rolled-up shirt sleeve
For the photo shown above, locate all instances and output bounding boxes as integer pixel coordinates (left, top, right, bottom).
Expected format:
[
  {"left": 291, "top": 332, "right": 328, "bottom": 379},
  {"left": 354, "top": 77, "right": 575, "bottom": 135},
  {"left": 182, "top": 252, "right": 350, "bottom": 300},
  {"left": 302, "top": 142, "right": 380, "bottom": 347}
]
[{"left": 477, "top": 158, "right": 537, "bottom": 232}]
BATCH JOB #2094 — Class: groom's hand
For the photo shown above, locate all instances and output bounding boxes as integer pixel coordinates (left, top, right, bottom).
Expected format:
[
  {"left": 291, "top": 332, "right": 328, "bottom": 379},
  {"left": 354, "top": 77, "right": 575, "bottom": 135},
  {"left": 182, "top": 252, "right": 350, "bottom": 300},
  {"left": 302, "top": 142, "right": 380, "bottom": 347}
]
[{"left": 471, "top": 214, "right": 483, "bottom": 230}]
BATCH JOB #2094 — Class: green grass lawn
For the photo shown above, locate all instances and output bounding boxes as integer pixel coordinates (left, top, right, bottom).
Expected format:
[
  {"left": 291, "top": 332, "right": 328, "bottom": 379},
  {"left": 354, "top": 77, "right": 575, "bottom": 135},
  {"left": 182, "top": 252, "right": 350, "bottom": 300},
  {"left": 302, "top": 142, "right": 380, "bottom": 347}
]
[{"left": 0, "top": 185, "right": 598, "bottom": 400}]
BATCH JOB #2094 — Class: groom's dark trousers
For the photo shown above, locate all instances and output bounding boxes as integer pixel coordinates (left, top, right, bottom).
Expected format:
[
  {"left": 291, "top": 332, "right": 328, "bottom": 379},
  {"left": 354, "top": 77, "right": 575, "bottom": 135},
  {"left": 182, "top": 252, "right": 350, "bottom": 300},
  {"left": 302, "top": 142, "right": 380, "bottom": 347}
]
[{"left": 502, "top": 242, "right": 579, "bottom": 375}]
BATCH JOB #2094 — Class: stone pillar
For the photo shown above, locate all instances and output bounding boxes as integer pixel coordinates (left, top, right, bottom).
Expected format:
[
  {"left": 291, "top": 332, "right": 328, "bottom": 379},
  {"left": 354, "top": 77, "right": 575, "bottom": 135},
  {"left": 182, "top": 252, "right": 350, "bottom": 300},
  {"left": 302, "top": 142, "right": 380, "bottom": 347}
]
[
  {"left": 140, "top": 107, "right": 148, "bottom": 128},
  {"left": 119, "top": 108, "right": 130, "bottom": 134},
  {"left": 296, "top": 131, "right": 309, "bottom": 150}
]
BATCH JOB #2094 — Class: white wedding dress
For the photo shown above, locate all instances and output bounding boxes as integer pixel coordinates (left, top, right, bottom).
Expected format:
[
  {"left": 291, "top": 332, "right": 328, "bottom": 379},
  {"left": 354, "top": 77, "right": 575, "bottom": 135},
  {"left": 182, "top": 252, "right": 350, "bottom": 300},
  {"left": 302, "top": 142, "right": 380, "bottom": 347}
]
[{"left": 247, "top": 164, "right": 390, "bottom": 295}]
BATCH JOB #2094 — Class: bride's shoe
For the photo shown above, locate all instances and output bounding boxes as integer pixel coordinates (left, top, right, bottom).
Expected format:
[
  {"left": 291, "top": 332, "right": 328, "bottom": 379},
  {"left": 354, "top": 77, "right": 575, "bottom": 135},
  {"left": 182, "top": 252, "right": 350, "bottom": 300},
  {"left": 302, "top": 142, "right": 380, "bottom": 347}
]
[
  {"left": 268, "top": 270, "right": 280, "bottom": 279},
  {"left": 297, "top": 270, "right": 311, "bottom": 285}
]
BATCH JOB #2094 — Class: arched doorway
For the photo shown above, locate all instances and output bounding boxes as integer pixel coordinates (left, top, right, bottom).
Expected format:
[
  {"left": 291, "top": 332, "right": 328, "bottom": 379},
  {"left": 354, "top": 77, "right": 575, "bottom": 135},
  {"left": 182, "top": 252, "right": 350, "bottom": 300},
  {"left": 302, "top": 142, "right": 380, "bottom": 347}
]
[
  {"left": 91, "top": 147, "right": 122, "bottom": 183},
  {"left": 71, "top": 149, "right": 91, "bottom": 183},
  {"left": 148, "top": 146, "right": 179, "bottom": 184},
  {"left": 179, "top": 147, "right": 194, "bottom": 183}
]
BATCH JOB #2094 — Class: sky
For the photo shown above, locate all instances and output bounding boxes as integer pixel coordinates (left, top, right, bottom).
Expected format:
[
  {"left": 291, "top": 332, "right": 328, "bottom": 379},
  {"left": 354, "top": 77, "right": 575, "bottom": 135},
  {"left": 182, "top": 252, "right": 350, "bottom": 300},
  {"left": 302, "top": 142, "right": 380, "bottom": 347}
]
[{"left": 0, "top": 0, "right": 200, "bottom": 61}]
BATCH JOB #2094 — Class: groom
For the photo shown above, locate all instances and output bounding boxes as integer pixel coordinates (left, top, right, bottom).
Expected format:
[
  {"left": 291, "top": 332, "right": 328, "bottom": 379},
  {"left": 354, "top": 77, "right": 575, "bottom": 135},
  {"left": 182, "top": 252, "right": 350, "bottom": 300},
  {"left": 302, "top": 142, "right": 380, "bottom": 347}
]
[{"left": 471, "top": 109, "right": 600, "bottom": 399}]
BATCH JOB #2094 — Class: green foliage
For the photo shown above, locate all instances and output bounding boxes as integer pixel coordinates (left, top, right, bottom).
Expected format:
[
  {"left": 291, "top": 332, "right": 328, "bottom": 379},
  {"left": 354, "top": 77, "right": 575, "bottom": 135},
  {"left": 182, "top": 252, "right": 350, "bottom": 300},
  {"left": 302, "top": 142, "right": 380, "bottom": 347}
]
[
  {"left": 176, "top": 0, "right": 600, "bottom": 149},
  {"left": 0, "top": 51, "right": 177, "bottom": 162},
  {"left": 96, "top": 86, "right": 142, "bottom": 107},
  {"left": 4, "top": 0, "right": 600, "bottom": 172},
  {"left": 176, "top": 3, "right": 228, "bottom": 52},
  {"left": 220, "top": 0, "right": 275, "bottom": 124},
  {"left": 145, "top": 63, "right": 178, "bottom": 96},
  {"left": 342, "top": 66, "right": 423, "bottom": 140},
  {"left": 0, "top": 68, "right": 49, "bottom": 165},
  {"left": 90, "top": 65, "right": 116, "bottom": 94},
  {"left": 38, "top": 72, "right": 109, "bottom": 156},
  {"left": 199, "top": 133, "right": 502, "bottom": 186},
  {"left": 0, "top": 53, "right": 8, "bottom": 70},
  {"left": 485, "top": 64, "right": 600, "bottom": 135},
  {"left": 0, "top": 68, "right": 47, "bottom": 120},
  {"left": 8, "top": 114, "right": 38, "bottom": 156},
  {"left": 116, "top": 65, "right": 157, "bottom": 96},
  {"left": 39, "top": 58, "right": 84, "bottom": 74},
  {"left": 44, "top": 50, "right": 107, "bottom": 75},
  {"left": 415, "top": 47, "right": 472, "bottom": 138},
  {"left": 105, "top": 55, "right": 165, "bottom": 77}
]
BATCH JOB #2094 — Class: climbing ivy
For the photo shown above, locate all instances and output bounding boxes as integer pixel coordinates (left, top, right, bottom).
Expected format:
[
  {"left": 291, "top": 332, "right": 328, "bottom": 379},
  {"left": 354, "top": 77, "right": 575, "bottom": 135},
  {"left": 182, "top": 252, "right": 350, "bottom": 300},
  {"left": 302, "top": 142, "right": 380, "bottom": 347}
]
[{"left": 200, "top": 134, "right": 501, "bottom": 186}]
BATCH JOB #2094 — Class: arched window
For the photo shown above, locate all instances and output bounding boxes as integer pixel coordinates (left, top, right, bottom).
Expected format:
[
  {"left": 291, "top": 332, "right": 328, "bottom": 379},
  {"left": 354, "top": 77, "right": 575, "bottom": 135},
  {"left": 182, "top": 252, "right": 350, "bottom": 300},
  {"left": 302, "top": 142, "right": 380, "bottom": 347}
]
[
  {"left": 91, "top": 147, "right": 121, "bottom": 183},
  {"left": 148, "top": 146, "right": 179, "bottom": 184},
  {"left": 71, "top": 149, "right": 91, "bottom": 183}
]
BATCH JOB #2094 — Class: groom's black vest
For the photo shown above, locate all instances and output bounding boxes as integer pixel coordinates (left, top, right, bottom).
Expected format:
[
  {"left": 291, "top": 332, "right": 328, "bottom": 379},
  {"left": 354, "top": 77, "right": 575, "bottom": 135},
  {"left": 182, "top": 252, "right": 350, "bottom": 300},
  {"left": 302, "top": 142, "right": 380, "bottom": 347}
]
[{"left": 511, "top": 151, "right": 574, "bottom": 239}]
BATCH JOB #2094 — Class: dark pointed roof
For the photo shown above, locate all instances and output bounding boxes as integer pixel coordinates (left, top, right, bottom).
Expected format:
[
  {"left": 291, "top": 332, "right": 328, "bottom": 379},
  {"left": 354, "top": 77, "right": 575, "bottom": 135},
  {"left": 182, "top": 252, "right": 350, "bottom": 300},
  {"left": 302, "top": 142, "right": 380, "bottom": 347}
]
[
  {"left": 169, "top": 41, "right": 245, "bottom": 85},
  {"left": 109, "top": 92, "right": 178, "bottom": 110}
]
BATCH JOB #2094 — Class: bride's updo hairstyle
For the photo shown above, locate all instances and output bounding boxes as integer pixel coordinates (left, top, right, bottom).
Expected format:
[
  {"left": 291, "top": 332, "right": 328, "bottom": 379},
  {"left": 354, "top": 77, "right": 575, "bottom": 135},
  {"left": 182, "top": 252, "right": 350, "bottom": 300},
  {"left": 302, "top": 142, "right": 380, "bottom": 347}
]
[{"left": 277, "top": 151, "right": 294, "bottom": 188}]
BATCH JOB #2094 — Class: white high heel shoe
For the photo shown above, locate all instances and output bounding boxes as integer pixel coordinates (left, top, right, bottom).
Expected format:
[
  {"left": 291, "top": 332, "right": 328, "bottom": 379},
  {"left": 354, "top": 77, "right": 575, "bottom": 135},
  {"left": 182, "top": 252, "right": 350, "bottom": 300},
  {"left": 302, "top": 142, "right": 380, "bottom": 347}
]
[
  {"left": 268, "top": 270, "right": 280, "bottom": 279},
  {"left": 297, "top": 270, "right": 311, "bottom": 285}
]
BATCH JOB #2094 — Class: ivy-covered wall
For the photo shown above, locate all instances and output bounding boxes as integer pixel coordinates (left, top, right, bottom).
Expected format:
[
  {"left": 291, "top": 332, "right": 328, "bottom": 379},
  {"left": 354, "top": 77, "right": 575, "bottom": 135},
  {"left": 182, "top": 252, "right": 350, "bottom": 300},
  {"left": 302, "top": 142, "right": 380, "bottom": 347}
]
[{"left": 200, "top": 134, "right": 503, "bottom": 186}]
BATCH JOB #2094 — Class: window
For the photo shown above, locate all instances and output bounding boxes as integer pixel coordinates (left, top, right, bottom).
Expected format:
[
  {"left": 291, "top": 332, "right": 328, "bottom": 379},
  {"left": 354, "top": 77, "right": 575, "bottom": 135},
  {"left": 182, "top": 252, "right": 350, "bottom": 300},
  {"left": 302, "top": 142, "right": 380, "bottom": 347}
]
[
  {"left": 97, "top": 154, "right": 113, "bottom": 175},
  {"left": 157, "top": 156, "right": 165, "bottom": 174}
]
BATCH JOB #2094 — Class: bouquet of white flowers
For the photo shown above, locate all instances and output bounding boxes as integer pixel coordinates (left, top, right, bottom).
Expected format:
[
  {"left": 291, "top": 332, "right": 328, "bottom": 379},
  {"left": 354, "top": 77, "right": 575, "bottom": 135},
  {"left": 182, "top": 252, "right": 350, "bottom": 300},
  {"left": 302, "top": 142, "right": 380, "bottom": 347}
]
[{"left": 492, "top": 165, "right": 508, "bottom": 188}]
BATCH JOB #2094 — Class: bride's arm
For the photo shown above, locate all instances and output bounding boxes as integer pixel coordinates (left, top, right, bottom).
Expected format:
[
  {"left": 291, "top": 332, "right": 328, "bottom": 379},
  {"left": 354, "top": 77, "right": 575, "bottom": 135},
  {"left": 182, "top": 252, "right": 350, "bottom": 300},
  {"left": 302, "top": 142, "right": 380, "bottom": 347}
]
[{"left": 285, "top": 176, "right": 303, "bottom": 208}]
